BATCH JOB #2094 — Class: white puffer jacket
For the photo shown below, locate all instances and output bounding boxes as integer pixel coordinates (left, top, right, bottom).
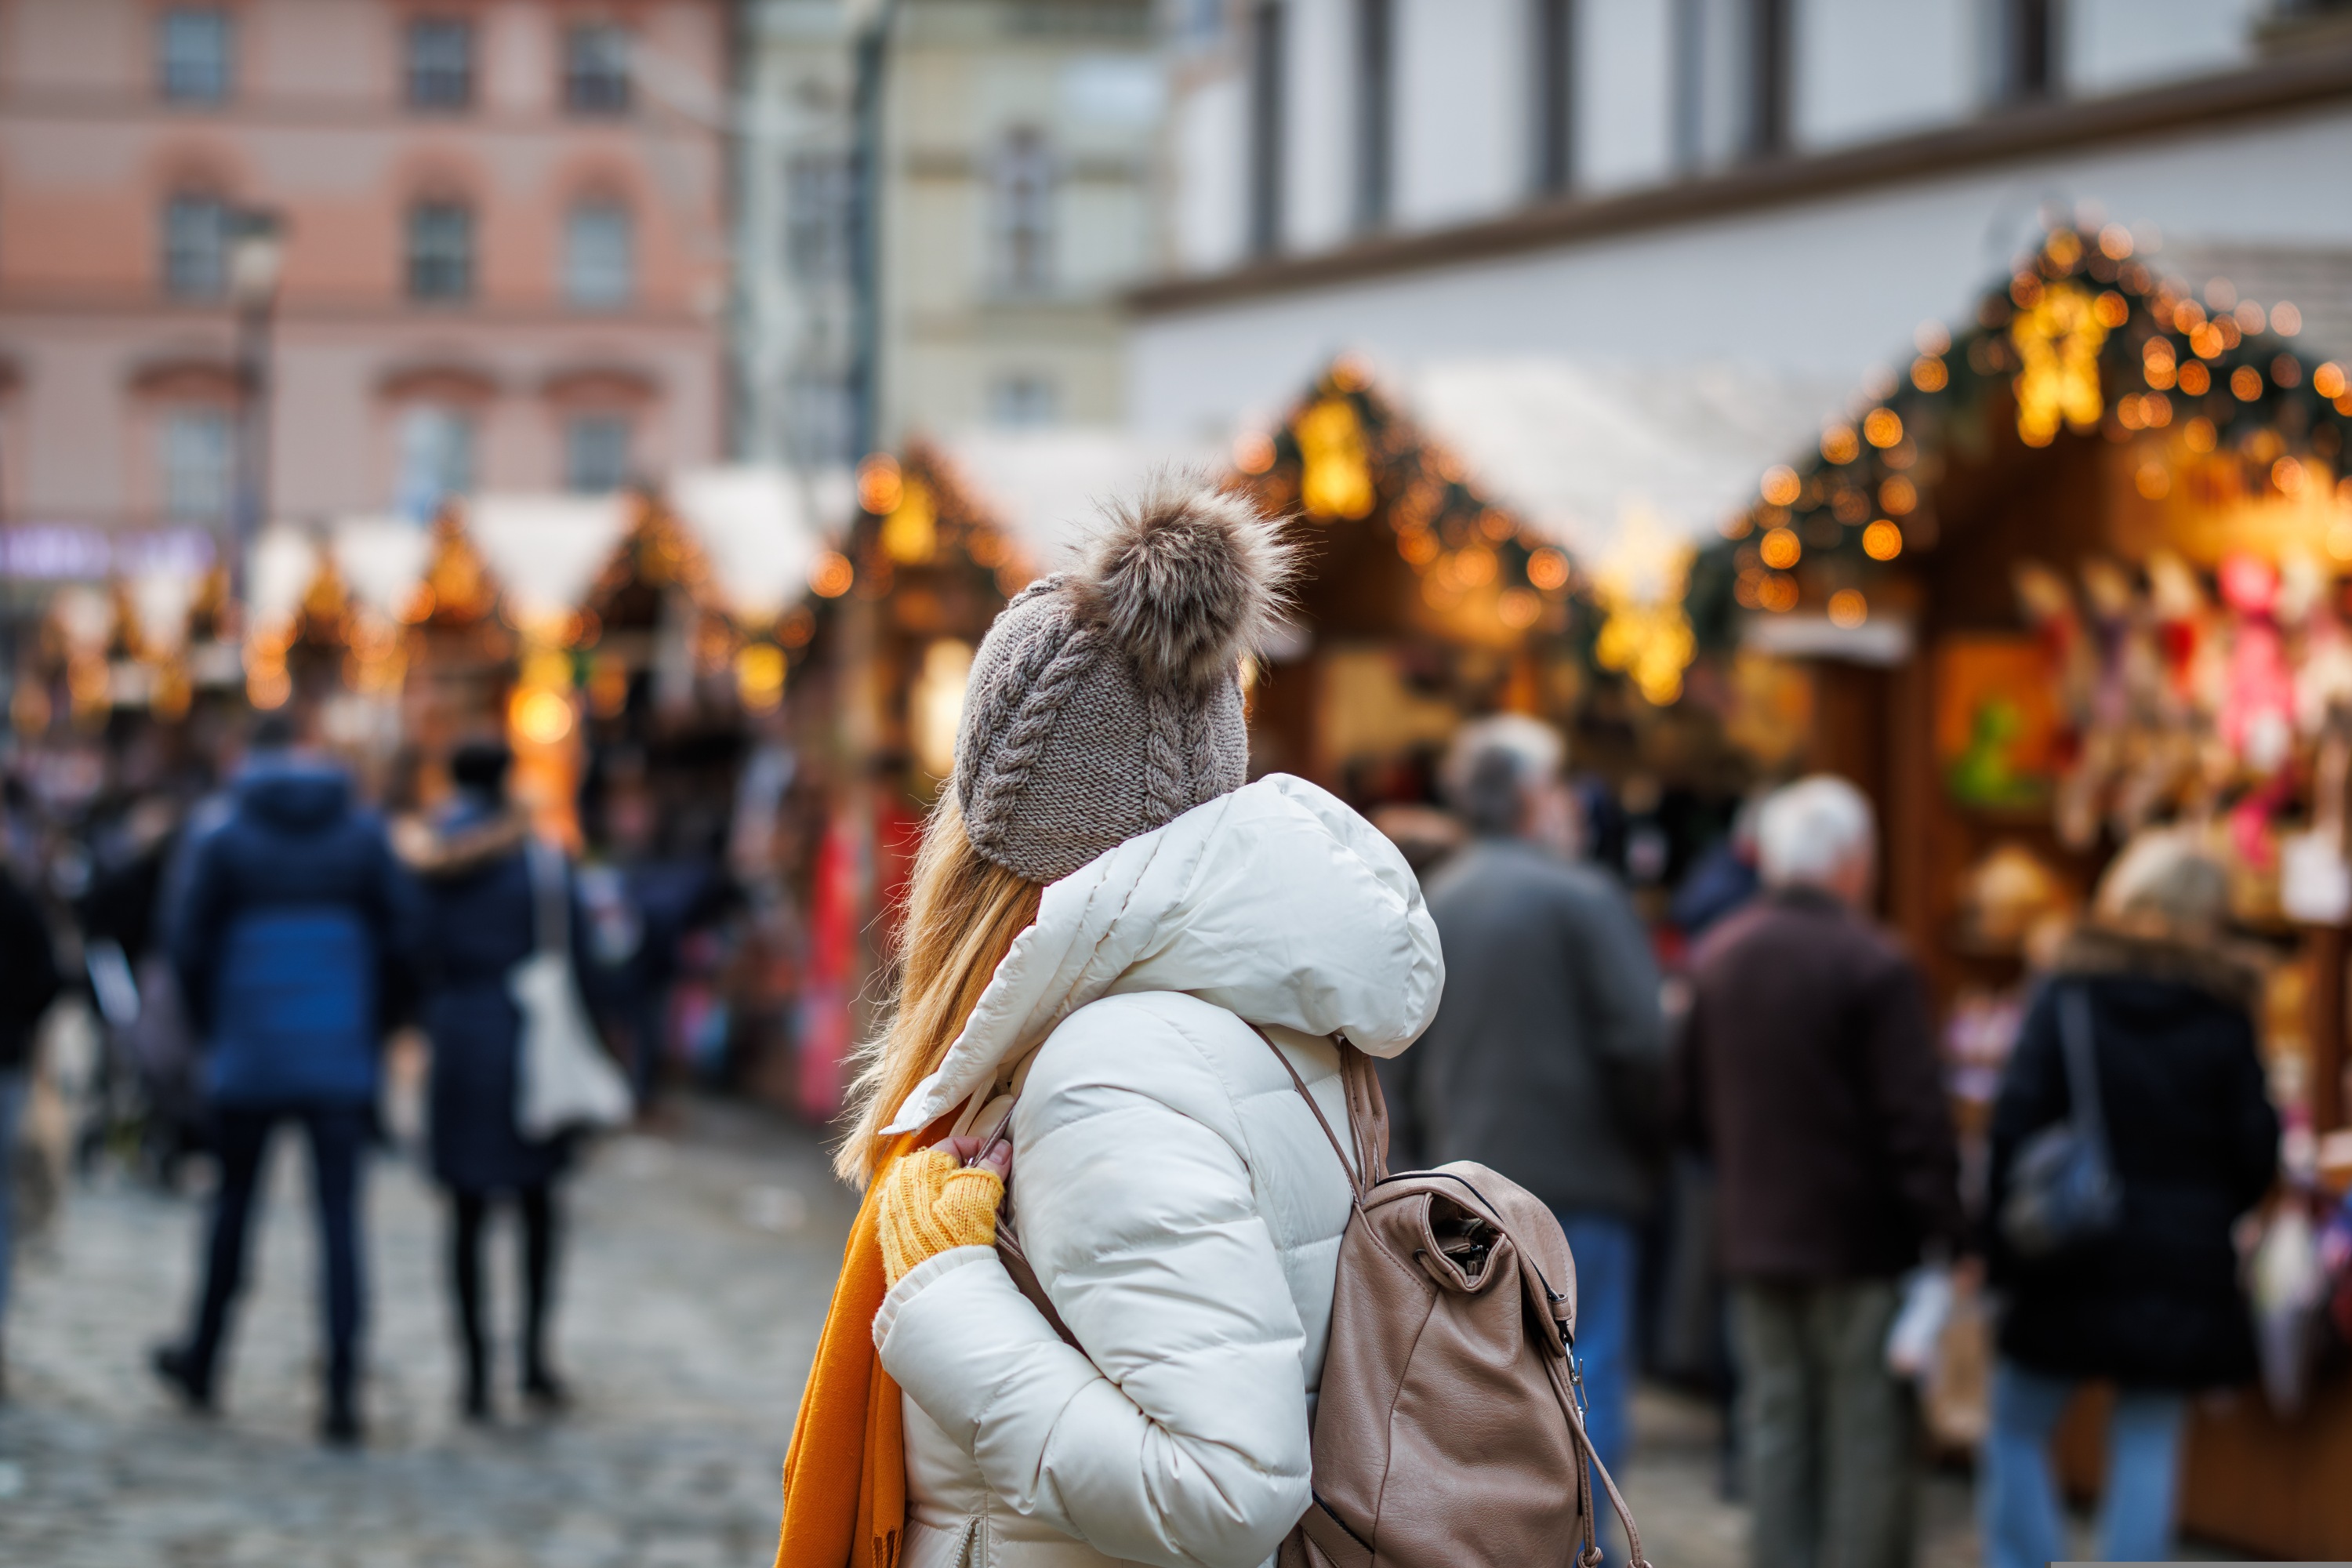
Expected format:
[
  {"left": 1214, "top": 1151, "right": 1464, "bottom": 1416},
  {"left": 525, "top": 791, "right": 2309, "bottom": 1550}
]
[{"left": 872, "top": 773, "right": 1444, "bottom": 1568}]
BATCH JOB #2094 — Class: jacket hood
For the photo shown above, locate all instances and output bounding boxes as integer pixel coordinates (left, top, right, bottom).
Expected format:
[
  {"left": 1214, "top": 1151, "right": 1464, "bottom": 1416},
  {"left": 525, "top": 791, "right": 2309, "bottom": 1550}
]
[
  {"left": 885, "top": 772, "right": 1443, "bottom": 1134},
  {"left": 2049, "top": 920, "right": 2263, "bottom": 1011},
  {"left": 234, "top": 755, "right": 353, "bottom": 833},
  {"left": 394, "top": 799, "right": 530, "bottom": 880}
]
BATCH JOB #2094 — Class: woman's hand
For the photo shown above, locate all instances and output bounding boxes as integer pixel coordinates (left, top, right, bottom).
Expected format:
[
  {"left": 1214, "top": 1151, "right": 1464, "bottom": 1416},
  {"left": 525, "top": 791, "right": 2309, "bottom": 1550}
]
[{"left": 877, "top": 1137, "right": 1014, "bottom": 1287}]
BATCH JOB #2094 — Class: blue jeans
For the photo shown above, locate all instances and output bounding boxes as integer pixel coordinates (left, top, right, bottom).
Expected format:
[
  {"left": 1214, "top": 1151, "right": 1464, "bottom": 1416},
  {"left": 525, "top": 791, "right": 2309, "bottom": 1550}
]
[
  {"left": 0, "top": 1069, "right": 24, "bottom": 1323},
  {"left": 1980, "top": 1359, "right": 2186, "bottom": 1568},
  {"left": 1559, "top": 1209, "right": 1638, "bottom": 1565}
]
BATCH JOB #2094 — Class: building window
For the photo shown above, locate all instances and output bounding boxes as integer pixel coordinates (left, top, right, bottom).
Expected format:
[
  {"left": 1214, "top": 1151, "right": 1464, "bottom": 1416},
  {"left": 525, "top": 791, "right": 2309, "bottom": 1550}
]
[
  {"left": 1352, "top": 0, "right": 1392, "bottom": 230},
  {"left": 160, "top": 408, "right": 234, "bottom": 522},
  {"left": 1744, "top": 0, "right": 1791, "bottom": 159},
  {"left": 565, "top": 416, "right": 632, "bottom": 492},
  {"left": 1531, "top": 0, "right": 1574, "bottom": 194},
  {"left": 396, "top": 405, "right": 475, "bottom": 521},
  {"left": 786, "top": 369, "right": 855, "bottom": 466},
  {"left": 407, "top": 18, "right": 474, "bottom": 109},
  {"left": 991, "top": 128, "right": 1055, "bottom": 294},
  {"left": 407, "top": 202, "right": 474, "bottom": 300},
  {"left": 163, "top": 194, "right": 230, "bottom": 299},
  {"left": 159, "top": 9, "right": 233, "bottom": 103},
  {"left": 564, "top": 24, "right": 631, "bottom": 114},
  {"left": 1995, "top": 0, "right": 2060, "bottom": 103},
  {"left": 786, "top": 152, "right": 855, "bottom": 282},
  {"left": 989, "top": 374, "right": 1058, "bottom": 429},
  {"left": 564, "top": 202, "right": 633, "bottom": 307},
  {"left": 1247, "top": 2, "right": 1285, "bottom": 256}
]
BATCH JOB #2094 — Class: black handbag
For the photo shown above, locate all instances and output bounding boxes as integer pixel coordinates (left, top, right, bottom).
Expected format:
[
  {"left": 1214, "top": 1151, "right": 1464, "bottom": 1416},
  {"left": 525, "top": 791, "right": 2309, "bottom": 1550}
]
[{"left": 1999, "top": 984, "right": 2122, "bottom": 1258}]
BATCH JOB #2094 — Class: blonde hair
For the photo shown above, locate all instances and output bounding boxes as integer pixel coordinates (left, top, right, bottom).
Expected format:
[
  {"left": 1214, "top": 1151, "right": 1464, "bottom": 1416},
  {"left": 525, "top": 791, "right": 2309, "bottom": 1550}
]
[{"left": 834, "top": 797, "right": 1042, "bottom": 1186}]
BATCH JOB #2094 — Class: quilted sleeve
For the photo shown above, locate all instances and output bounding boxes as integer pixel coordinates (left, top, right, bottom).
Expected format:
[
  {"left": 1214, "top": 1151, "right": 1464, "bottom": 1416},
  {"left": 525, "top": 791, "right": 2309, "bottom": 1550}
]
[{"left": 876, "top": 998, "right": 1313, "bottom": 1568}]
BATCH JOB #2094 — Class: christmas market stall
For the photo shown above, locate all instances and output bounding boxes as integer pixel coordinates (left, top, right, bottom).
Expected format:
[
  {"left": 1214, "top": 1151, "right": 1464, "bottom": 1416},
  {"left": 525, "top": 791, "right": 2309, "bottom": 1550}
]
[
  {"left": 1686, "top": 213, "right": 2352, "bottom": 1556},
  {"left": 781, "top": 438, "right": 1029, "bottom": 1120}
]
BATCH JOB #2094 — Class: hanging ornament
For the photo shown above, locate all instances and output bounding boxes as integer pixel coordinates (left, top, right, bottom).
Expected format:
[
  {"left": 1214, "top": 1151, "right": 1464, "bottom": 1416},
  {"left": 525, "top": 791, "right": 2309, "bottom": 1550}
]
[{"left": 2011, "top": 279, "right": 2108, "bottom": 447}]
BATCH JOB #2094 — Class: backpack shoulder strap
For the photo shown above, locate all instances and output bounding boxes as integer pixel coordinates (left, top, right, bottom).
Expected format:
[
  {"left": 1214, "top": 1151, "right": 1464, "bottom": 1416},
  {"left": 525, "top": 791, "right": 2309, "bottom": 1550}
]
[{"left": 1247, "top": 1022, "right": 1374, "bottom": 1201}]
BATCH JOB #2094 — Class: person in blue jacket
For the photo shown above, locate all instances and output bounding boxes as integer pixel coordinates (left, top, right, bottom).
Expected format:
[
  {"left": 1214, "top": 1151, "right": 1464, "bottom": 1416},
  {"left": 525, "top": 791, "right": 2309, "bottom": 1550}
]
[{"left": 151, "top": 715, "right": 419, "bottom": 1446}]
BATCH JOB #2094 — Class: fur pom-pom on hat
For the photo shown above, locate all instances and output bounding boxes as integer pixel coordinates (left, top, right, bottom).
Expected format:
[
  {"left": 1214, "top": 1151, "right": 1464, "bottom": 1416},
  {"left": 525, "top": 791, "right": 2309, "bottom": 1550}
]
[
  {"left": 1071, "top": 477, "right": 1295, "bottom": 691},
  {"left": 952, "top": 477, "right": 1294, "bottom": 884}
]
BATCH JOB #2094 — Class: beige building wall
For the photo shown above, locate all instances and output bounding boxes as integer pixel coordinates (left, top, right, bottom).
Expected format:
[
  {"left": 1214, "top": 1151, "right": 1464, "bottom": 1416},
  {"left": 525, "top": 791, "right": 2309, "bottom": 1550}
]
[
  {"left": 0, "top": 0, "right": 729, "bottom": 555},
  {"left": 736, "top": 0, "right": 1160, "bottom": 465}
]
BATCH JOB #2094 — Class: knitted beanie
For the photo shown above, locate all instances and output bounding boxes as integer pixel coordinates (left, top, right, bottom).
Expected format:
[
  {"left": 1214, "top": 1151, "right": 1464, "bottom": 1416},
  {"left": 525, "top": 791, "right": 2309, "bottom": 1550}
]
[{"left": 954, "top": 477, "right": 1292, "bottom": 884}]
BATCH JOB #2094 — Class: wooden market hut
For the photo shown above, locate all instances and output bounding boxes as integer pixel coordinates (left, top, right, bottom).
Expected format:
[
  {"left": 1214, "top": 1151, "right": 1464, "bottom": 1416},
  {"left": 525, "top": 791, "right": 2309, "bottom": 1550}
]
[
  {"left": 1687, "top": 216, "right": 2352, "bottom": 1555},
  {"left": 1221, "top": 354, "right": 1782, "bottom": 867}
]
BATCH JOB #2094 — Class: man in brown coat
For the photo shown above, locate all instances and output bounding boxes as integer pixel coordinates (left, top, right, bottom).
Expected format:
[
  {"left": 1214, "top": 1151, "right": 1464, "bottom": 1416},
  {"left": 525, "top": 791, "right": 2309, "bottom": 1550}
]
[{"left": 1675, "top": 775, "right": 1963, "bottom": 1568}]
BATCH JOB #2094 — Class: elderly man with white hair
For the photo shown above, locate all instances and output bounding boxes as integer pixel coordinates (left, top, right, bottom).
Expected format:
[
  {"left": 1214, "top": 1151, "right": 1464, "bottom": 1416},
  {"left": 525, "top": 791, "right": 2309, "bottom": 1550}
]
[
  {"left": 1386, "top": 714, "right": 1665, "bottom": 1522},
  {"left": 1673, "top": 775, "right": 1962, "bottom": 1568}
]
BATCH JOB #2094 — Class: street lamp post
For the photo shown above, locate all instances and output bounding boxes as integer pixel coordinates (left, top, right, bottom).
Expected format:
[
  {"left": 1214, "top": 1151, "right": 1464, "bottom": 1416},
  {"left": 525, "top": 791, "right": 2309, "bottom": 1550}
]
[
  {"left": 225, "top": 209, "right": 284, "bottom": 622},
  {"left": 848, "top": 0, "right": 902, "bottom": 464}
]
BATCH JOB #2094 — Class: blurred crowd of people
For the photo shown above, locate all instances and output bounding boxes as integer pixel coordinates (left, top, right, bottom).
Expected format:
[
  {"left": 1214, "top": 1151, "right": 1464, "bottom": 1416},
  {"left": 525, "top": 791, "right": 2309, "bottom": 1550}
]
[
  {"left": 0, "top": 710, "right": 738, "bottom": 1444},
  {"left": 1390, "top": 720, "right": 2282, "bottom": 1568}
]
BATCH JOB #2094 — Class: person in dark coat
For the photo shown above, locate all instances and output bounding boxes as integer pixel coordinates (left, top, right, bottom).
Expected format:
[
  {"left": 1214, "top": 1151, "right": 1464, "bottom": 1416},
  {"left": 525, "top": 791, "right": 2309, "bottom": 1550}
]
[
  {"left": 1675, "top": 775, "right": 1963, "bottom": 1568},
  {"left": 1980, "top": 830, "right": 2278, "bottom": 1568},
  {"left": 0, "top": 837, "right": 60, "bottom": 1396},
  {"left": 1385, "top": 716, "right": 1665, "bottom": 1499},
  {"left": 403, "top": 740, "right": 582, "bottom": 1421},
  {"left": 153, "top": 717, "right": 419, "bottom": 1445}
]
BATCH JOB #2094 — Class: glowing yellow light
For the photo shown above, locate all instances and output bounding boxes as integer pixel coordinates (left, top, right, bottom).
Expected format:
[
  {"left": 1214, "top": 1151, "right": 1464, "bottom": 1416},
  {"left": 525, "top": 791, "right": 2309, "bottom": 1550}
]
[
  {"left": 2092, "top": 290, "right": 2128, "bottom": 328},
  {"left": 1862, "top": 521, "right": 1904, "bottom": 561},
  {"left": 2176, "top": 361, "right": 2210, "bottom": 396},
  {"left": 1759, "top": 527, "right": 1802, "bottom": 571},
  {"left": 810, "top": 550, "right": 855, "bottom": 598},
  {"left": 2098, "top": 223, "right": 2133, "bottom": 260},
  {"left": 1497, "top": 590, "right": 1540, "bottom": 630},
  {"left": 2011, "top": 279, "right": 2107, "bottom": 446},
  {"left": 1821, "top": 424, "right": 1860, "bottom": 464},
  {"left": 856, "top": 454, "right": 902, "bottom": 514},
  {"left": 2274, "top": 457, "right": 2308, "bottom": 495},
  {"left": 1527, "top": 548, "right": 1571, "bottom": 591},
  {"left": 880, "top": 477, "right": 937, "bottom": 564},
  {"left": 2231, "top": 365, "right": 2263, "bottom": 401},
  {"left": 910, "top": 637, "right": 971, "bottom": 779},
  {"left": 1760, "top": 465, "right": 1801, "bottom": 506},
  {"left": 1720, "top": 514, "right": 1755, "bottom": 540},
  {"left": 1296, "top": 397, "right": 1374, "bottom": 520},
  {"left": 2275, "top": 302, "right": 2304, "bottom": 336},
  {"left": 1879, "top": 476, "right": 1917, "bottom": 516},
  {"left": 1864, "top": 408, "right": 1904, "bottom": 448},
  {"left": 511, "top": 686, "right": 574, "bottom": 746},
  {"left": 1827, "top": 589, "right": 1867, "bottom": 628},
  {"left": 1911, "top": 356, "right": 1948, "bottom": 393},
  {"left": 1232, "top": 430, "right": 1276, "bottom": 474},
  {"left": 1396, "top": 527, "right": 1439, "bottom": 566},
  {"left": 1758, "top": 574, "right": 1799, "bottom": 613},
  {"left": 2135, "top": 463, "right": 2169, "bottom": 499},
  {"left": 2045, "top": 231, "right": 2082, "bottom": 269},
  {"left": 735, "top": 644, "right": 786, "bottom": 711},
  {"left": 2318, "top": 364, "right": 2348, "bottom": 401},
  {"left": 1454, "top": 546, "right": 1497, "bottom": 587},
  {"left": 2329, "top": 520, "right": 2352, "bottom": 562},
  {"left": 2183, "top": 416, "right": 2216, "bottom": 453}
]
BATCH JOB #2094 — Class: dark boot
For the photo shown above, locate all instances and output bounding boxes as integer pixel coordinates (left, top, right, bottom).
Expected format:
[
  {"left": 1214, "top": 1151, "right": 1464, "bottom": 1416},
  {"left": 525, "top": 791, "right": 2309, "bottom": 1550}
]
[
  {"left": 463, "top": 1341, "right": 493, "bottom": 1424},
  {"left": 150, "top": 1343, "right": 216, "bottom": 1414}
]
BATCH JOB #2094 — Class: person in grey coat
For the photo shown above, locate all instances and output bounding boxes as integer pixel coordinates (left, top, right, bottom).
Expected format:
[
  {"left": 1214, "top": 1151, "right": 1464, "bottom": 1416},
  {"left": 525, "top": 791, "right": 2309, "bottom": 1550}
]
[{"left": 1384, "top": 715, "right": 1666, "bottom": 1488}]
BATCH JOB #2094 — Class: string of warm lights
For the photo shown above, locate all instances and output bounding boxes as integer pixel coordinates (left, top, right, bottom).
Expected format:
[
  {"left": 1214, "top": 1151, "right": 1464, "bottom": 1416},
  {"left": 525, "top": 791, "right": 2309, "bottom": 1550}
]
[{"left": 1690, "top": 216, "right": 2352, "bottom": 653}]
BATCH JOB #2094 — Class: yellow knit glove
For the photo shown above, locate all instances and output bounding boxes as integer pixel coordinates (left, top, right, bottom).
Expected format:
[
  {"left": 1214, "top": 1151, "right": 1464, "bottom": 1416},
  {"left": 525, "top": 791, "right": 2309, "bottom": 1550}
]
[{"left": 877, "top": 1146, "right": 1006, "bottom": 1287}]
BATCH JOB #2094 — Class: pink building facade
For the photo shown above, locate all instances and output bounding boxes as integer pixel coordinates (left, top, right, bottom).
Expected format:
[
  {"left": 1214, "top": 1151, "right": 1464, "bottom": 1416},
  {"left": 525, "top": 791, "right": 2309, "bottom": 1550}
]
[{"left": 0, "top": 0, "right": 728, "bottom": 572}]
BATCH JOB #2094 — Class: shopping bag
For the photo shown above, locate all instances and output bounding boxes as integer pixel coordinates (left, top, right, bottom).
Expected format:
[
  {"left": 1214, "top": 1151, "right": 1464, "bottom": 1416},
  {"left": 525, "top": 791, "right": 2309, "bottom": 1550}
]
[
  {"left": 513, "top": 839, "right": 633, "bottom": 1139},
  {"left": 1921, "top": 1279, "right": 1992, "bottom": 1449}
]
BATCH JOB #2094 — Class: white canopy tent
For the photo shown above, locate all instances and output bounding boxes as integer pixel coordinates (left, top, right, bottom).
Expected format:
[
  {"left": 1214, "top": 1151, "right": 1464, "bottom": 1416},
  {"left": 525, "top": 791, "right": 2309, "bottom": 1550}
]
[
  {"left": 466, "top": 492, "right": 633, "bottom": 626},
  {"left": 667, "top": 466, "right": 829, "bottom": 623},
  {"left": 935, "top": 428, "right": 1225, "bottom": 569}
]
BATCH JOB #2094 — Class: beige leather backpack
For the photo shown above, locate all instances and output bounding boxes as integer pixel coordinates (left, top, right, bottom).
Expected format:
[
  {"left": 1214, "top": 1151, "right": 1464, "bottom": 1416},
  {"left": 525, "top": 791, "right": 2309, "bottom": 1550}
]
[
  {"left": 989, "top": 1029, "right": 1652, "bottom": 1567},
  {"left": 1258, "top": 1030, "right": 1651, "bottom": 1568}
]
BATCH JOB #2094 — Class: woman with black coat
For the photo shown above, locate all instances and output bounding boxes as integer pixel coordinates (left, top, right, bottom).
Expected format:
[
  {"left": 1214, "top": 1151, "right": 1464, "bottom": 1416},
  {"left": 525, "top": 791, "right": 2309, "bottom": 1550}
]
[
  {"left": 403, "top": 742, "right": 581, "bottom": 1421},
  {"left": 1981, "top": 831, "right": 2279, "bottom": 1567}
]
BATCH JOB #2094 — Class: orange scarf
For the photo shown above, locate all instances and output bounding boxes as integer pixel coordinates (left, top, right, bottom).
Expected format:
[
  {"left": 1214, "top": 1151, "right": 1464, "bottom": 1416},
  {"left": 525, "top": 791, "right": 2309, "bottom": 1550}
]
[{"left": 774, "top": 1118, "right": 954, "bottom": 1568}]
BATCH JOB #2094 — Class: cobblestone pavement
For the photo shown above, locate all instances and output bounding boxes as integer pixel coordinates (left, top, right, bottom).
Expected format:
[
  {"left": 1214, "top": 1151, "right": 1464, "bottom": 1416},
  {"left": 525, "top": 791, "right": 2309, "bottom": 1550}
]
[{"left": 2, "top": 1095, "right": 2003, "bottom": 1568}]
